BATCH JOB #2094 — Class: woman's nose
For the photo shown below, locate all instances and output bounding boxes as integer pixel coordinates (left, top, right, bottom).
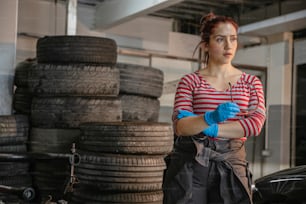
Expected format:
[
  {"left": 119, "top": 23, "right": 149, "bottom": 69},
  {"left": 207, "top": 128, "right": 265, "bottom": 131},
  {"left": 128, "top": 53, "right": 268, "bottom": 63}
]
[{"left": 225, "top": 38, "right": 232, "bottom": 49}]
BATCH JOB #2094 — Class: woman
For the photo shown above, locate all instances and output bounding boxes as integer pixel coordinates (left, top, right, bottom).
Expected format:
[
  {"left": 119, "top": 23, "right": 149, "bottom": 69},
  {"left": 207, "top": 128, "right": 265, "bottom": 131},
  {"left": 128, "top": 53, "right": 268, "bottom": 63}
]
[{"left": 163, "top": 13, "right": 266, "bottom": 204}]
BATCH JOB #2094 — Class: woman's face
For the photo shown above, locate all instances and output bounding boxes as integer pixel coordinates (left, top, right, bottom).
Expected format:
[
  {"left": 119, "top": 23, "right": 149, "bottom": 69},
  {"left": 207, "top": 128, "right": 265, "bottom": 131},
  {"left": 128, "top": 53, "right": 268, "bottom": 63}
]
[{"left": 205, "top": 22, "right": 238, "bottom": 65}]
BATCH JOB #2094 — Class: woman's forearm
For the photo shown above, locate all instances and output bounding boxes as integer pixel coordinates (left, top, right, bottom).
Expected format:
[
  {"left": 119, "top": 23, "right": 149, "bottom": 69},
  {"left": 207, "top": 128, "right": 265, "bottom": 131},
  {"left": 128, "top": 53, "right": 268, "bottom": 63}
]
[
  {"left": 176, "top": 115, "right": 245, "bottom": 139},
  {"left": 217, "top": 121, "right": 245, "bottom": 139},
  {"left": 176, "top": 115, "right": 209, "bottom": 136}
]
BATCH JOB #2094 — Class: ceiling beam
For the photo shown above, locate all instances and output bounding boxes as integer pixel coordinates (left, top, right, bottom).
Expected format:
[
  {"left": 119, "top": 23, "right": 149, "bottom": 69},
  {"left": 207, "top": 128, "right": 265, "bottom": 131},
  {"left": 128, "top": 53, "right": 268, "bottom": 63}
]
[
  {"left": 152, "top": 10, "right": 195, "bottom": 20},
  {"left": 239, "top": 9, "right": 306, "bottom": 36},
  {"left": 94, "top": 0, "right": 184, "bottom": 30},
  {"left": 184, "top": 0, "right": 227, "bottom": 8},
  {"left": 161, "top": 6, "right": 206, "bottom": 16},
  {"left": 176, "top": 2, "right": 215, "bottom": 12}
]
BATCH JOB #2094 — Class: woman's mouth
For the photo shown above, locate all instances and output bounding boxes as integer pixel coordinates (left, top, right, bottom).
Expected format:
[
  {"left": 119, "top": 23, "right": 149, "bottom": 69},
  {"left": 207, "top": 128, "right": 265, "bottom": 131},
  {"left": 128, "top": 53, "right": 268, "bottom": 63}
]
[{"left": 223, "top": 53, "right": 233, "bottom": 57}]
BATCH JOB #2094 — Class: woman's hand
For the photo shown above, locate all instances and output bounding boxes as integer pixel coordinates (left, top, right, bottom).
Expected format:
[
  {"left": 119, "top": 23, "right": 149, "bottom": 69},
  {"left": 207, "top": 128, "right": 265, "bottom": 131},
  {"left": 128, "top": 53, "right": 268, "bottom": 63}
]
[
  {"left": 203, "top": 124, "right": 218, "bottom": 138},
  {"left": 204, "top": 102, "right": 240, "bottom": 125},
  {"left": 177, "top": 110, "right": 218, "bottom": 138}
]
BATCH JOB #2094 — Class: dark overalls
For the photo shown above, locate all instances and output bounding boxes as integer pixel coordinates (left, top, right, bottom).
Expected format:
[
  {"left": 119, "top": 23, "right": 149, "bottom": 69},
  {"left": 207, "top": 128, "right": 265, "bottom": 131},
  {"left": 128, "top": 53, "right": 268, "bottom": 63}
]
[{"left": 163, "top": 135, "right": 252, "bottom": 204}]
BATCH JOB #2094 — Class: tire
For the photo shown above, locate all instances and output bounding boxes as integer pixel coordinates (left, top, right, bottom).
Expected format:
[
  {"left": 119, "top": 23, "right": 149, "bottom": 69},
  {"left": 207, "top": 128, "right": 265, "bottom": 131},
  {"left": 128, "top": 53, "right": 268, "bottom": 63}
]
[
  {"left": 0, "top": 136, "right": 27, "bottom": 146},
  {"left": 13, "top": 87, "right": 32, "bottom": 115},
  {"left": 28, "top": 64, "right": 120, "bottom": 97},
  {"left": 76, "top": 151, "right": 166, "bottom": 192},
  {"left": 0, "top": 115, "right": 29, "bottom": 132},
  {"left": 0, "top": 144, "right": 27, "bottom": 152},
  {"left": 31, "top": 160, "right": 69, "bottom": 202},
  {"left": 72, "top": 186, "right": 163, "bottom": 203},
  {"left": 14, "top": 58, "right": 36, "bottom": 87},
  {"left": 32, "top": 172, "right": 67, "bottom": 202},
  {"left": 79, "top": 122, "right": 173, "bottom": 154},
  {"left": 117, "top": 63, "right": 164, "bottom": 98},
  {"left": 32, "top": 160, "right": 69, "bottom": 177},
  {"left": 0, "top": 175, "right": 32, "bottom": 187},
  {"left": 76, "top": 167, "right": 164, "bottom": 178},
  {"left": 31, "top": 97, "right": 122, "bottom": 128},
  {"left": 0, "top": 162, "right": 29, "bottom": 176},
  {"left": 29, "top": 128, "right": 81, "bottom": 153},
  {"left": 30, "top": 128, "right": 81, "bottom": 144},
  {"left": 78, "top": 151, "right": 166, "bottom": 171},
  {"left": 0, "top": 115, "right": 29, "bottom": 144},
  {"left": 29, "top": 141, "right": 75, "bottom": 153},
  {"left": 120, "top": 94, "right": 160, "bottom": 122},
  {"left": 37, "top": 36, "right": 117, "bottom": 65}
]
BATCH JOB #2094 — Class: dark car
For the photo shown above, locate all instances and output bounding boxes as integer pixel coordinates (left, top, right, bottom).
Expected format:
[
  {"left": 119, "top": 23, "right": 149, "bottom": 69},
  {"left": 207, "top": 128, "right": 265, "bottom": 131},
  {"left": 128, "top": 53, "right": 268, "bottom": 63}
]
[{"left": 252, "top": 165, "right": 306, "bottom": 204}]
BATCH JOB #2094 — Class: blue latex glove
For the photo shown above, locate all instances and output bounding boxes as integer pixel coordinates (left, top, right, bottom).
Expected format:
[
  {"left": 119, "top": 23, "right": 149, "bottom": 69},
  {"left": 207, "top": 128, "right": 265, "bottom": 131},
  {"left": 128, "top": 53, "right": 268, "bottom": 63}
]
[
  {"left": 204, "top": 102, "right": 240, "bottom": 125},
  {"left": 203, "top": 124, "right": 218, "bottom": 138},
  {"left": 177, "top": 109, "right": 197, "bottom": 119},
  {"left": 177, "top": 109, "right": 218, "bottom": 138}
]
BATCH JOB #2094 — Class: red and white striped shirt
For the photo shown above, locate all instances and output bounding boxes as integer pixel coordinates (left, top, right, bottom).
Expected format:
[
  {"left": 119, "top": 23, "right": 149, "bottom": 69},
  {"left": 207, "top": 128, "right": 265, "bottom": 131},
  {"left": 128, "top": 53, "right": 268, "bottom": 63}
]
[{"left": 173, "top": 71, "right": 266, "bottom": 139}]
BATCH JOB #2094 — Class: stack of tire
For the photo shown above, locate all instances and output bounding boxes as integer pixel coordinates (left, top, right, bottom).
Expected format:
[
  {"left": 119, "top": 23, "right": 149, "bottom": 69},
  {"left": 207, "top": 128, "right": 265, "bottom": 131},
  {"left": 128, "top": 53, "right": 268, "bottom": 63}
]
[
  {"left": 0, "top": 115, "right": 32, "bottom": 203},
  {"left": 71, "top": 63, "right": 174, "bottom": 203},
  {"left": 27, "top": 36, "right": 121, "bottom": 202}
]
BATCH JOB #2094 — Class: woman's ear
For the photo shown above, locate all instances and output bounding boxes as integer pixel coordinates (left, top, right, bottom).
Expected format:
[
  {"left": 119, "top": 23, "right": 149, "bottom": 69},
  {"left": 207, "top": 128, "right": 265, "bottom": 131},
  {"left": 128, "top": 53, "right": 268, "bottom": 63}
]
[{"left": 200, "top": 42, "right": 209, "bottom": 52}]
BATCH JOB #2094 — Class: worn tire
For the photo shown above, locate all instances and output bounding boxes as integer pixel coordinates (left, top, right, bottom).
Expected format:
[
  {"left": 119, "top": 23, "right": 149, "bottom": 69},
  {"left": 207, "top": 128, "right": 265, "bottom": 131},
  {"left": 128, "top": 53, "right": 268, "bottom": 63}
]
[
  {"left": 80, "top": 122, "right": 173, "bottom": 154},
  {"left": 28, "top": 64, "right": 120, "bottom": 96},
  {"left": 13, "top": 87, "right": 32, "bottom": 115},
  {"left": 117, "top": 63, "right": 164, "bottom": 98},
  {"left": 31, "top": 159, "right": 69, "bottom": 202},
  {"left": 76, "top": 151, "right": 166, "bottom": 192},
  {"left": 0, "top": 175, "right": 32, "bottom": 187},
  {"left": 14, "top": 58, "right": 36, "bottom": 87},
  {"left": 71, "top": 186, "right": 163, "bottom": 203},
  {"left": 0, "top": 162, "right": 29, "bottom": 176},
  {"left": 0, "top": 115, "right": 29, "bottom": 134},
  {"left": 31, "top": 97, "right": 122, "bottom": 128},
  {"left": 37, "top": 36, "right": 117, "bottom": 65},
  {"left": 120, "top": 94, "right": 160, "bottom": 122},
  {"left": 0, "top": 144, "right": 27, "bottom": 152},
  {"left": 29, "top": 128, "right": 80, "bottom": 153},
  {"left": 0, "top": 115, "right": 29, "bottom": 145}
]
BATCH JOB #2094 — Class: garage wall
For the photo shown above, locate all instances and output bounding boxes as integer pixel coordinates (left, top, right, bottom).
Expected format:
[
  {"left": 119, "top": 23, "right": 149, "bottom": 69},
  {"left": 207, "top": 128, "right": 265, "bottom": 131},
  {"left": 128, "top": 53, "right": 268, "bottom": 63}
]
[
  {"left": 18, "top": 0, "right": 66, "bottom": 36},
  {"left": 0, "top": 0, "right": 18, "bottom": 114},
  {"left": 294, "top": 38, "right": 306, "bottom": 65},
  {"left": 16, "top": 0, "right": 173, "bottom": 59},
  {"left": 233, "top": 33, "right": 293, "bottom": 177}
]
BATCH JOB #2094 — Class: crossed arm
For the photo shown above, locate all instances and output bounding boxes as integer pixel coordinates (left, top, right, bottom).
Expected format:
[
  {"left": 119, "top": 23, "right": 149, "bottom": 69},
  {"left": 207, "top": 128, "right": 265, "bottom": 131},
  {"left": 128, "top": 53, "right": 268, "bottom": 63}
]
[{"left": 175, "top": 115, "right": 245, "bottom": 139}]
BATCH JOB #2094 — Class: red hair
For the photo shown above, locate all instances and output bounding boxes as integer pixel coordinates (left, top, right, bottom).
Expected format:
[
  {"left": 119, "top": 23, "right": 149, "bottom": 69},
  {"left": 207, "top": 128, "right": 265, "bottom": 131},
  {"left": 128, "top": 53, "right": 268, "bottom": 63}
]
[
  {"left": 200, "top": 12, "right": 238, "bottom": 43},
  {"left": 194, "top": 12, "right": 239, "bottom": 68}
]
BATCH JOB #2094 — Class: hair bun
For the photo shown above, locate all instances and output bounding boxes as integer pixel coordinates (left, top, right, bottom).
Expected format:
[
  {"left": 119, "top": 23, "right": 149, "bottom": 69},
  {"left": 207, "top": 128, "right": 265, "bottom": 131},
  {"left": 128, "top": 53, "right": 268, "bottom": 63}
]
[{"left": 200, "top": 12, "right": 216, "bottom": 25}]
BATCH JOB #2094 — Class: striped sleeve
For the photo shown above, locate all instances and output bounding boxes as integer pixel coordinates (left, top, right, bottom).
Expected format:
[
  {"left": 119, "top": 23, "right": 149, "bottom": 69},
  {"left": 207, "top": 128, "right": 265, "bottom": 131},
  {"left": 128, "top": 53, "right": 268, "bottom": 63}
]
[
  {"left": 238, "top": 75, "right": 266, "bottom": 137},
  {"left": 172, "top": 73, "right": 199, "bottom": 123}
]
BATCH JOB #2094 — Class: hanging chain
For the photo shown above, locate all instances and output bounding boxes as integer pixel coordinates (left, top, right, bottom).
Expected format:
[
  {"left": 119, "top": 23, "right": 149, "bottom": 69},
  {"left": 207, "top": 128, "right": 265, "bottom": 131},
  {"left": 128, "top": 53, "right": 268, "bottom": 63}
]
[{"left": 64, "top": 143, "right": 80, "bottom": 194}]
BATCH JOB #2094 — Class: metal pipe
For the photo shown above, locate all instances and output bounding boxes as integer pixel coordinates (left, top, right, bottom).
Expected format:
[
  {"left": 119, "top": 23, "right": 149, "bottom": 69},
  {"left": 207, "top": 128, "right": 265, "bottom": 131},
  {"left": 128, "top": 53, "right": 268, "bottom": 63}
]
[
  {"left": 0, "top": 152, "right": 73, "bottom": 162},
  {"left": 65, "top": 0, "right": 77, "bottom": 35}
]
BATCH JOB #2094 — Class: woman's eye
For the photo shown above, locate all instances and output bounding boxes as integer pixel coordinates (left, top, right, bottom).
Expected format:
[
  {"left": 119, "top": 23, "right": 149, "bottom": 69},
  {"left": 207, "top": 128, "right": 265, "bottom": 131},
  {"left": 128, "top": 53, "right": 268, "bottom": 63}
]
[
  {"left": 216, "top": 38, "right": 224, "bottom": 42},
  {"left": 231, "top": 37, "right": 237, "bottom": 42}
]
